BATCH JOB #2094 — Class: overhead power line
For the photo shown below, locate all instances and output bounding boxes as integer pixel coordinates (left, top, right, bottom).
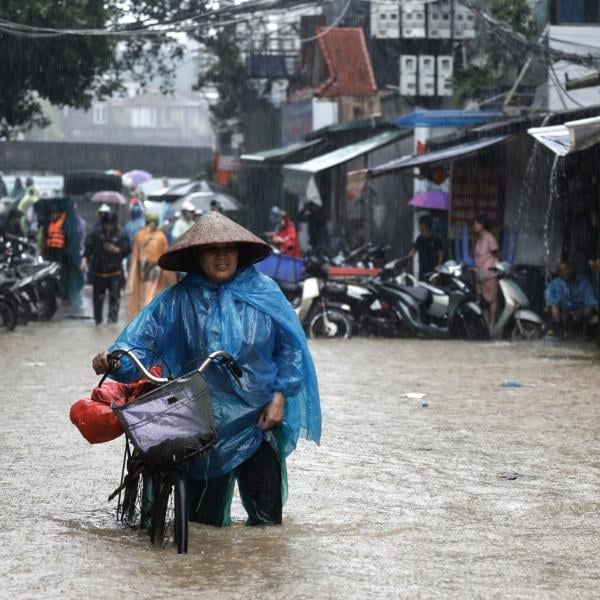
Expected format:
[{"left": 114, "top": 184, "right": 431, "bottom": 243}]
[{"left": 0, "top": 0, "right": 324, "bottom": 38}]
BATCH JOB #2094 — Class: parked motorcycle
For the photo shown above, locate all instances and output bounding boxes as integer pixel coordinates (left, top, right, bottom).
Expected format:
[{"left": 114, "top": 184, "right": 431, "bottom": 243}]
[
  {"left": 397, "top": 261, "right": 489, "bottom": 340},
  {"left": 375, "top": 259, "right": 488, "bottom": 340},
  {"left": 331, "top": 242, "right": 389, "bottom": 269},
  {"left": 0, "top": 238, "right": 61, "bottom": 323},
  {"left": 293, "top": 259, "right": 353, "bottom": 339},
  {"left": 0, "top": 292, "right": 17, "bottom": 332},
  {"left": 326, "top": 276, "right": 406, "bottom": 337},
  {"left": 487, "top": 262, "right": 544, "bottom": 340}
]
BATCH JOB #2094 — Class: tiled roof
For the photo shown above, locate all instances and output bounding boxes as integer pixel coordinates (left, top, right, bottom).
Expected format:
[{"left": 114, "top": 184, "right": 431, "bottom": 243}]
[{"left": 316, "top": 27, "right": 378, "bottom": 98}]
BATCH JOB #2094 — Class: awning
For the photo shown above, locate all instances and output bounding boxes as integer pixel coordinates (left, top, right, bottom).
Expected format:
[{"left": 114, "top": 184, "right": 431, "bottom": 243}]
[
  {"left": 284, "top": 130, "right": 402, "bottom": 176},
  {"left": 369, "top": 135, "right": 509, "bottom": 177},
  {"left": 528, "top": 115, "right": 600, "bottom": 156},
  {"left": 392, "top": 110, "right": 503, "bottom": 129},
  {"left": 240, "top": 139, "right": 322, "bottom": 164}
]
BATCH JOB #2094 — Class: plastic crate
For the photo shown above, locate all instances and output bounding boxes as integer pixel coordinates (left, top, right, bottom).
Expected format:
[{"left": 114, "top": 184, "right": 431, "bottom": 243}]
[{"left": 256, "top": 253, "right": 304, "bottom": 284}]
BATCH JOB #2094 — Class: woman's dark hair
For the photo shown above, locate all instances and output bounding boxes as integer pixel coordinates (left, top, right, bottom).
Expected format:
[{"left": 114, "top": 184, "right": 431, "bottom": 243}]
[{"left": 474, "top": 214, "right": 492, "bottom": 231}]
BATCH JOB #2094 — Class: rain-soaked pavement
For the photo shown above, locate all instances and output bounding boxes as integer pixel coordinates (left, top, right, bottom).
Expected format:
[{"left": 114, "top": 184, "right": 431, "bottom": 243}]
[{"left": 1, "top": 294, "right": 599, "bottom": 599}]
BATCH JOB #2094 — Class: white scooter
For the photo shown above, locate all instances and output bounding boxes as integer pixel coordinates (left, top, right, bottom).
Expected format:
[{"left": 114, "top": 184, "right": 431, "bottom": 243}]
[
  {"left": 487, "top": 262, "right": 543, "bottom": 340},
  {"left": 294, "top": 275, "right": 353, "bottom": 339}
]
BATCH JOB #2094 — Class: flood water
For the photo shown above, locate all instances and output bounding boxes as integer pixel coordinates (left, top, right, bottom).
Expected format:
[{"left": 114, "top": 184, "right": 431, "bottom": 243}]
[{"left": 1, "top": 312, "right": 599, "bottom": 598}]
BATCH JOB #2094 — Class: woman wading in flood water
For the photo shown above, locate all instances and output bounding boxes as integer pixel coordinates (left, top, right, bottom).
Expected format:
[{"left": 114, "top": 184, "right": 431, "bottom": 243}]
[{"left": 92, "top": 211, "right": 321, "bottom": 526}]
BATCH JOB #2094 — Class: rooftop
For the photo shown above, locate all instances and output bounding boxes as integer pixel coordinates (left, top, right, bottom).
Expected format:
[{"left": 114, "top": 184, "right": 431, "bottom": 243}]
[{"left": 315, "top": 27, "right": 378, "bottom": 98}]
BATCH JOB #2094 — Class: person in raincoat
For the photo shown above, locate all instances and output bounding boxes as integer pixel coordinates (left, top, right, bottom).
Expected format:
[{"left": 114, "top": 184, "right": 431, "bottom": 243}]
[
  {"left": 10, "top": 177, "right": 25, "bottom": 203},
  {"left": 92, "top": 211, "right": 321, "bottom": 526},
  {"left": 123, "top": 202, "right": 145, "bottom": 247},
  {"left": 267, "top": 207, "right": 301, "bottom": 258},
  {"left": 171, "top": 200, "right": 196, "bottom": 240},
  {"left": 126, "top": 213, "right": 174, "bottom": 318},
  {"left": 18, "top": 186, "right": 39, "bottom": 237}
]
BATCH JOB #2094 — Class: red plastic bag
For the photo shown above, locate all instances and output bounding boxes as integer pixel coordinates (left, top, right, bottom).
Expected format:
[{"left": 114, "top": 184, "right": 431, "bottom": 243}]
[{"left": 70, "top": 366, "right": 162, "bottom": 444}]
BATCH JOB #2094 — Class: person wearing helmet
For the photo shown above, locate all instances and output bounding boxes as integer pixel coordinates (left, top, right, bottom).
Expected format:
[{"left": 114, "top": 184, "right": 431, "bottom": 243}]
[
  {"left": 94, "top": 203, "right": 113, "bottom": 231},
  {"left": 81, "top": 210, "right": 131, "bottom": 325},
  {"left": 171, "top": 200, "right": 196, "bottom": 240}
]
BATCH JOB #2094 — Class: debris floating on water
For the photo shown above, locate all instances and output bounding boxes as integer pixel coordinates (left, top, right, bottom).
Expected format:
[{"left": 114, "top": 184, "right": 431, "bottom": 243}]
[
  {"left": 501, "top": 380, "right": 525, "bottom": 388},
  {"left": 401, "top": 393, "right": 427, "bottom": 400},
  {"left": 498, "top": 471, "right": 521, "bottom": 481}
]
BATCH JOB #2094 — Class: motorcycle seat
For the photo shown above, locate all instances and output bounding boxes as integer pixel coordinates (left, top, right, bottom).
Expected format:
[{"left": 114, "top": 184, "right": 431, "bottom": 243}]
[{"left": 398, "top": 285, "right": 430, "bottom": 303}]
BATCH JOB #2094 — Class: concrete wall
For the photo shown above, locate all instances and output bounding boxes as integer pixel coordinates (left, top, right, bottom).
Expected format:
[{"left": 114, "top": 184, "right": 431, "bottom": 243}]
[{"left": 0, "top": 141, "right": 213, "bottom": 178}]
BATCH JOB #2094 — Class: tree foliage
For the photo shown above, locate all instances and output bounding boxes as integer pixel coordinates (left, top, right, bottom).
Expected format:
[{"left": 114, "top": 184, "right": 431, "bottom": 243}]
[
  {"left": 0, "top": 0, "right": 208, "bottom": 138},
  {"left": 453, "top": 0, "right": 536, "bottom": 107},
  {"left": 193, "top": 25, "right": 266, "bottom": 123}
]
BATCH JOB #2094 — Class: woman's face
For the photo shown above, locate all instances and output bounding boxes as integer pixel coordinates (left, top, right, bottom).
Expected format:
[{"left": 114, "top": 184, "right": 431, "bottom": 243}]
[
  {"left": 473, "top": 220, "right": 484, "bottom": 234},
  {"left": 147, "top": 220, "right": 158, "bottom": 231},
  {"left": 197, "top": 243, "right": 239, "bottom": 283}
]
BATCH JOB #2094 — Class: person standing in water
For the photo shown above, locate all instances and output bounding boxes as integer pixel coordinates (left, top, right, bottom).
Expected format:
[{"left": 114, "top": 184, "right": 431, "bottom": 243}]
[
  {"left": 126, "top": 214, "right": 174, "bottom": 317},
  {"left": 473, "top": 214, "right": 500, "bottom": 328},
  {"left": 81, "top": 211, "right": 130, "bottom": 325},
  {"left": 91, "top": 211, "right": 321, "bottom": 526}
]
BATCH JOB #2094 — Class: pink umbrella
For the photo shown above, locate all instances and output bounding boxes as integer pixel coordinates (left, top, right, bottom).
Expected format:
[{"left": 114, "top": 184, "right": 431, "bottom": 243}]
[
  {"left": 90, "top": 190, "right": 127, "bottom": 205},
  {"left": 408, "top": 190, "right": 449, "bottom": 211}
]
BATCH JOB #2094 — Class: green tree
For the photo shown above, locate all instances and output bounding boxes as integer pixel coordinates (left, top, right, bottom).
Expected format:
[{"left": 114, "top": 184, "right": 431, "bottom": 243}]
[
  {"left": 453, "top": 0, "right": 535, "bottom": 107},
  {"left": 0, "top": 0, "right": 208, "bottom": 138},
  {"left": 194, "top": 24, "right": 265, "bottom": 123}
]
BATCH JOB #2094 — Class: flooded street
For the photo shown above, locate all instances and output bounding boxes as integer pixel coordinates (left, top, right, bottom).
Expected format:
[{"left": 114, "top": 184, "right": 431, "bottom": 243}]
[{"left": 1, "top": 311, "right": 599, "bottom": 598}]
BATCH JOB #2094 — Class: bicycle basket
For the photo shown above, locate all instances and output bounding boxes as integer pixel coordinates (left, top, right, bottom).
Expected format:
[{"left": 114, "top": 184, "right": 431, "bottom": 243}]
[{"left": 112, "top": 371, "right": 216, "bottom": 466}]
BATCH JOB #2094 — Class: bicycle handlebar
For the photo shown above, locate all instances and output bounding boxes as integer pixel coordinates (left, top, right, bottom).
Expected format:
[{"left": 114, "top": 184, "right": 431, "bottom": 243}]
[{"left": 107, "top": 348, "right": 243, "bottom": 384}]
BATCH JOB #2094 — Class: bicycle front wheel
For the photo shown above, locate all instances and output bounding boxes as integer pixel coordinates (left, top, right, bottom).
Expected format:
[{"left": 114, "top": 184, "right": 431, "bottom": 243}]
[
  {"left": 150, "top": 471, "right": 188, "bottom": 554},
  {"left": 174, "top": 472, "right": 188, "bottom": 554}
]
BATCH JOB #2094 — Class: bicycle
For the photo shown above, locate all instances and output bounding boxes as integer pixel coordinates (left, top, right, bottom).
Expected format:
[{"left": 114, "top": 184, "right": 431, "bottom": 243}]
[{"left": 105, "top": 348, "right": 242, "bottom": 554}]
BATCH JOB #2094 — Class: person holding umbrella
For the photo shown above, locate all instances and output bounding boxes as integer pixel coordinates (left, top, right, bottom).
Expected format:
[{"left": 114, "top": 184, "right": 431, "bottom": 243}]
[{"left": 406, "top": 214, "right": 445, "bottom": 280}]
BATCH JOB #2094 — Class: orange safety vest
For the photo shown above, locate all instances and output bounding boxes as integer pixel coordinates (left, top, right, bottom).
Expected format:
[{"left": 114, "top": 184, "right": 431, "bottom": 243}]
[{"left": 47, "top": 213, "right": 66, "bottom": 249}]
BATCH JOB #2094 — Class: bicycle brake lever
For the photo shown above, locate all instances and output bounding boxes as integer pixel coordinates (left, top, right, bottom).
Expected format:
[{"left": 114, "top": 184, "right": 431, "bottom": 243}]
[{"left": 227, "top": 358, "right": 243, "bottom": 380}]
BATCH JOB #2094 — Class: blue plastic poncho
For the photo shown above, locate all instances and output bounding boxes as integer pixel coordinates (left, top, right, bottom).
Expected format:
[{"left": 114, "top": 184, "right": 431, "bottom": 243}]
[{"left": 108, "top": 265, "right": 321, "bottom": 479}]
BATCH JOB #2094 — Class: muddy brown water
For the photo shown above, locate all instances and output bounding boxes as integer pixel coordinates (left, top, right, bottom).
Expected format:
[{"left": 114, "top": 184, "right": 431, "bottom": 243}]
[{"left": 1, "top": 311, "right": 599, "bottom": 598}]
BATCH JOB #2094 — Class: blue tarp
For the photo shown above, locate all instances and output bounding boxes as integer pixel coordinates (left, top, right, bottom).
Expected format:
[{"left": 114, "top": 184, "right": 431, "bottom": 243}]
[{"left": 392, "top": 110, "right": 503, "bottom": 129}]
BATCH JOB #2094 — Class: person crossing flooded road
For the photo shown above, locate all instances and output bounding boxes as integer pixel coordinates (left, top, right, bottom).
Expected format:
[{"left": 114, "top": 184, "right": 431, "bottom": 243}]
[
  {"left": 81, "top": 210, "right": 130, "bottom": 325},
  {"left": 92, "top": 211, "right": 321, "bottom": 527}
]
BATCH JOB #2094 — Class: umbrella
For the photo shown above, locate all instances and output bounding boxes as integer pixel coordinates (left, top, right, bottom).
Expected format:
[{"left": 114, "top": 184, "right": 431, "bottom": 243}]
[
  {"left": 90, "top": 190, "right": 127, "bottom": 205},
  {"left": 181, "top": 191, "right": 241, "bottom": 212},
  {"left": 408, "top": 190, "right": 449, "bottom": 211},
  {"left": 123, "top": 170, "right": 152, "bottom": 187}
]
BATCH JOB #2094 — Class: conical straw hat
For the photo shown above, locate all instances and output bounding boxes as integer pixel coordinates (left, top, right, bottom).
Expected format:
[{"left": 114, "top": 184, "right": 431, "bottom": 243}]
[{"left": 158, "top": 211, "right": 272, "bottom": 272}]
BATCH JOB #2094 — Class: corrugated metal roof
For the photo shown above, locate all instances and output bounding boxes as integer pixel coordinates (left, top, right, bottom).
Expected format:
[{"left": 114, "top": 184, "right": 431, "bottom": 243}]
[
  {"left": 284, "top": 130, "right": 402, "bottom": 175},
  {"left": 369, "top": 135, "right": 510, "bottom": 177}
]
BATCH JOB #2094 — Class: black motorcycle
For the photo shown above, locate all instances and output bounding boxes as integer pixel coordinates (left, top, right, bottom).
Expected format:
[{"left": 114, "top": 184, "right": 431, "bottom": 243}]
[
  {"left": 380, "top": 259, "right": 489, "bottom": 340},
  {"left": 0, "top": 238, "right": 61, "bottom": 323}
]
